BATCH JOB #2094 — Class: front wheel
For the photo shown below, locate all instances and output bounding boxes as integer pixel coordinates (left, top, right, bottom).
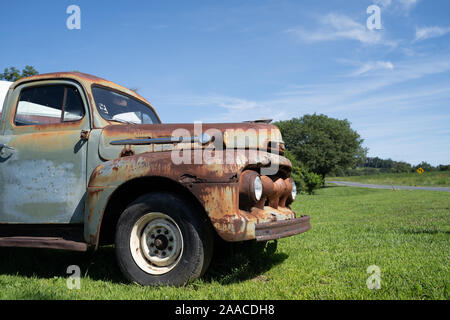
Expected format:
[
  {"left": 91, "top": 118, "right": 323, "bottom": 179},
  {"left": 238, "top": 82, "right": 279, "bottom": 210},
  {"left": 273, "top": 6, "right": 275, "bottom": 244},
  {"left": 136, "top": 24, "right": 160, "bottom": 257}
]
[{"left": 115, "top": 192, "right": 213, "bottom": 286}]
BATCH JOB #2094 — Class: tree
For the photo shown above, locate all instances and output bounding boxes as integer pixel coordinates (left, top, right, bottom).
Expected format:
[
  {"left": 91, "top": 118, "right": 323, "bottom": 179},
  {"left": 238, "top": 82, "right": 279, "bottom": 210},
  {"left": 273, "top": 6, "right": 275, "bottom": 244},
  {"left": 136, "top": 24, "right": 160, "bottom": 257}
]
[
  {"left": 391, "top": 161, "right": 411, "bottom": 173},
  {"left": 275, "top": 114, "right": 367, "bottom": 178},
  {"left": 413, "top": 161, "right": 435, "bottom": 172},
  {"left": 0, "top": 66, "right": 39, "bottom": 82},
  {"left": 363, "top": 157, "right": 395, "bottom": 169}
]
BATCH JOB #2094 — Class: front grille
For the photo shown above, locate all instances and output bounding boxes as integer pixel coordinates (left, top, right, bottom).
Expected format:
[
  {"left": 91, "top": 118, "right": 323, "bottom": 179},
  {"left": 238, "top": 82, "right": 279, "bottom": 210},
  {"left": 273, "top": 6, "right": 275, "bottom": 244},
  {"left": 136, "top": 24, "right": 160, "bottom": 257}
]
[
  {"left": 238, "top": 171, "right": 293, "bottom": 211},
  {"left": 263, "top": 175, "right": 293, "bottom": 209}
]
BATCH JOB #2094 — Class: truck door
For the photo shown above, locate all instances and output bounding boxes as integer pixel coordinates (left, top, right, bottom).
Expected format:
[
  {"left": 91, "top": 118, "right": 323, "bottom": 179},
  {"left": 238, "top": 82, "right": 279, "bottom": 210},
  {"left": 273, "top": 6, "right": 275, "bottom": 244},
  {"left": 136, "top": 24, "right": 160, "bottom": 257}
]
[{"left": 0, "top": 80, "right": 90, "bottom": 223}]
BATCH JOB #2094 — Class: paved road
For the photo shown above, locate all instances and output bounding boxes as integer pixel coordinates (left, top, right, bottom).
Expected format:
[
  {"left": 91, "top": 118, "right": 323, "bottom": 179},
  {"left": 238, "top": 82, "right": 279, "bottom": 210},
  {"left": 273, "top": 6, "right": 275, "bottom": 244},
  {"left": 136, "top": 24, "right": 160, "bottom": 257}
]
[{"left": 327, "top": 181, "right": 450, "bottom": 192}]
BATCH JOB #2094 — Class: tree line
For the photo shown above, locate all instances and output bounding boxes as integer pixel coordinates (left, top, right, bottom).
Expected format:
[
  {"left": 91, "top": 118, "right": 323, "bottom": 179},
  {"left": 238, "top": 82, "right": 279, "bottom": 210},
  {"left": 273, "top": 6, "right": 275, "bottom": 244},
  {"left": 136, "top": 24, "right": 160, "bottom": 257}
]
[
  {"left": 333, "top": 157, "right": 450, "bottom": 177},
  {"left": 0, "top": 66, "right": 39, "bottom": 81}
]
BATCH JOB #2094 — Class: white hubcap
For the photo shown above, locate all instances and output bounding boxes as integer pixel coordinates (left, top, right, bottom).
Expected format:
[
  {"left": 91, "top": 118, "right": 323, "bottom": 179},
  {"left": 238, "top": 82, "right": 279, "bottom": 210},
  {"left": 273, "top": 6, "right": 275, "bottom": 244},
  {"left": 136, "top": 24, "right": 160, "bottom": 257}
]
[{"left": 130, "top": 212, "right": 183, "bottom": 275}]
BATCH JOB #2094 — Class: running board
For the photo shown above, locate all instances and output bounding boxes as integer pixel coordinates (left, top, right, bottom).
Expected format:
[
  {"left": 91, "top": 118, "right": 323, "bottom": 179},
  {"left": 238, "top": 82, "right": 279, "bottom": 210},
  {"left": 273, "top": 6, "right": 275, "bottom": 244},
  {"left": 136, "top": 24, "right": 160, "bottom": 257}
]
[{"left": 0, "top": 236, "right": 88, "bottom": 252}]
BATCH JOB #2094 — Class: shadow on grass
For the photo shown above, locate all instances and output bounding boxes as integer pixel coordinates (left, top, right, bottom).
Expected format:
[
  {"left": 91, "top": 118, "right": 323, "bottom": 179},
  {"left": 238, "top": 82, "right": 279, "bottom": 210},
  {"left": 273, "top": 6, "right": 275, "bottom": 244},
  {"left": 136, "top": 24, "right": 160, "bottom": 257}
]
[
  {"left": 0, "top": 246, "right": 125, "bottom": 284},
  {"left": 322, "top": 184, "right": 341, "bottom": 188},
  {"left": 0, "top": 242, "right": 288, "bottom": 286},
  {"left": 203, "top": 241, "right": 288, "bottom": 285}
]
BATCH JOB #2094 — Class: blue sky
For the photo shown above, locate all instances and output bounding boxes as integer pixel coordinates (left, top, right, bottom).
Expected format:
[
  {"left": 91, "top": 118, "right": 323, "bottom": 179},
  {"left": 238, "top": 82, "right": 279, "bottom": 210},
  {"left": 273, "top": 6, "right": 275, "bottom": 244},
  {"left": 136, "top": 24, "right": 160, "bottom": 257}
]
[{"left": 1, "top": 0, "right": 449, "bottom": 165}]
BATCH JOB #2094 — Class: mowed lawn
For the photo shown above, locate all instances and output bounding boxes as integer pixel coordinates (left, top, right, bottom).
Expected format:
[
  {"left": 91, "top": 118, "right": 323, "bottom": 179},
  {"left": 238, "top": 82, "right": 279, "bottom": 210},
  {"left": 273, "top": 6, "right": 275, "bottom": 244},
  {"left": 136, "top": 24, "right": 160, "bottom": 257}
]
[
  {"left": 0, "top": 186, "right": 448, "bottom": 300},
  {"left": 329, "top": 171, "right": 450, "bottom": 187}
]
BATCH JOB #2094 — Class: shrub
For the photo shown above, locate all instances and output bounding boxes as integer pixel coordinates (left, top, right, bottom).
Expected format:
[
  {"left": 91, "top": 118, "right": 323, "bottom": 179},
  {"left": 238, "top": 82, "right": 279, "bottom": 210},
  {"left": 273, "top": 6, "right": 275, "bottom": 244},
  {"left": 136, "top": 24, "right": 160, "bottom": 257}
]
[
  {"left": 285, "top": 150, "right": 306, "bottom": 191},
  {"left": 290, "top": 165, "right": 306, "bottom": 193},
  {"left": 303, "top": 172, "right": 324, "bottom": 194},
  {"left": 284, "top": 150, "right": 324, "bottom": 195}
]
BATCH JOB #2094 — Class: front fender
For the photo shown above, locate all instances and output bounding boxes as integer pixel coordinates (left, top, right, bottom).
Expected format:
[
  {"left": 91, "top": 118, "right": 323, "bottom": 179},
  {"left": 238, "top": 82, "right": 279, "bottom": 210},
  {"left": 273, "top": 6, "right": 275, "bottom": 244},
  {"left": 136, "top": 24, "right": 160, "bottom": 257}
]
[{"left": 85, "top": 150, "right": 292, "bottom": 247}]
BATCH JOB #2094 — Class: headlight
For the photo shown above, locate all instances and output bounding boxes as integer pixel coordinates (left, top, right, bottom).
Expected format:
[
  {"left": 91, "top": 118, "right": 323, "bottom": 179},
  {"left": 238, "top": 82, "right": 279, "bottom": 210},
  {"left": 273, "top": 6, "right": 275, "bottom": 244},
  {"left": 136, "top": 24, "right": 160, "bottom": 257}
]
[
  {"left": 291, "top": 180, "right": 297, "bottom": 200},
  {"left": 254, "top": 176, "right": 263, "bottom": 201},
  {"left": 239, "top": 170, "right": 264, "bottom": 208}
]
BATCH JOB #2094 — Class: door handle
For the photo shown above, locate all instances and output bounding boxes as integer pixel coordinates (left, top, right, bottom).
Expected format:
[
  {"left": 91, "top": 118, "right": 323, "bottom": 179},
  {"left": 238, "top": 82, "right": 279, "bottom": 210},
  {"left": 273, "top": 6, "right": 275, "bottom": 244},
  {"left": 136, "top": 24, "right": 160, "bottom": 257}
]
[
  {"left": 0, "top": 144, "right": 14, "bottom": 150},
  {"left": 0, "top": 143, "right": 14, "bottom": 158},
  {"left": 80, "top": 130, "right": 90, "bottom": 141}
]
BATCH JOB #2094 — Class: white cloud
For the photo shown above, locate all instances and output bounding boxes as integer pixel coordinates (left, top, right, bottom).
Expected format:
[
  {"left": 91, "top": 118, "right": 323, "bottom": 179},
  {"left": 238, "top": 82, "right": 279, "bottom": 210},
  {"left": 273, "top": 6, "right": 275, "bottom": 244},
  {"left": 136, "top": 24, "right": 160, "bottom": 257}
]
[
  {"left": 286, "top": 13, "right": 396, "bottom": 46},
  {"left": 415, "top": 26, "right": 450, "bottom": 42},
  {"left": 351, "top": 61, "right": 394, "bottom": 76},
  {"left": 374, "top": 0, "right": 419, "bottom": 11},
  {"left": 374, "top": 0, "right": 392, "bottom": 8},
  {"left": 398, "top": 0, "right": 419, "bottom": 10},
  {"left": 274, "top": 56, "right": 450, "bottom": 112}
]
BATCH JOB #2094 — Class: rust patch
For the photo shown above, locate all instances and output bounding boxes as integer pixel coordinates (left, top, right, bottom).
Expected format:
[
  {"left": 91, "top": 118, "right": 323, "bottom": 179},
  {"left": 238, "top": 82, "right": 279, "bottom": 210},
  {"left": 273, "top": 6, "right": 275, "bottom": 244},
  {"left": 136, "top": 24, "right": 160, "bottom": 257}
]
[
  {"left": 255, "top": 216, "right": 311, "bottom": 242},
  {"left": 279, "top": 178, "right": 293, "bottom": 208},
  {"left": 119, "top": 145, "right": 135, "bottom": 157},
  {"left": 178, "top": 174, "right": 206, "bottom": 184},
  {"left": 87, "top": 188, "right": 103, "bottom": 223}
]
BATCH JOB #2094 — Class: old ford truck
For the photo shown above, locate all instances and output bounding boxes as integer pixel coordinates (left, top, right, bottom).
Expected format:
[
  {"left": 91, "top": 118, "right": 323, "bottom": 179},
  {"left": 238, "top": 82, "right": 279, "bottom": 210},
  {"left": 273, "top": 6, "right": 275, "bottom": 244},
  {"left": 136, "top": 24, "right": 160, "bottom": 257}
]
[{"left": 0, "top": 72, "right": 310, "bottom": 286}]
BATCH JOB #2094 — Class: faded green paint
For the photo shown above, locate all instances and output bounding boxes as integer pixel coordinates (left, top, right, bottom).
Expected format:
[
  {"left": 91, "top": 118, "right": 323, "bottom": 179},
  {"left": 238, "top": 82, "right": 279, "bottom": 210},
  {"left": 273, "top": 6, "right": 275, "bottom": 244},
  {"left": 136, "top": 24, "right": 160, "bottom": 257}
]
[{"left": 0, "top": 79, "right": 91, "bottom": 224}]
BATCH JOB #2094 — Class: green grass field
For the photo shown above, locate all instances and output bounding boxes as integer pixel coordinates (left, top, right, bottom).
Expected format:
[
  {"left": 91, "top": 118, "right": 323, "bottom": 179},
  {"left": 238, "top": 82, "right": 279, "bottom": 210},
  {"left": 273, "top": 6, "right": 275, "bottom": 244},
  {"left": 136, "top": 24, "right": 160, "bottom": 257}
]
[
  {"left": 329, "top": 171, "right": 450, "bottom": 187},
  {"left": 0, "top": 186, "right": 449, "bottom": 300}
]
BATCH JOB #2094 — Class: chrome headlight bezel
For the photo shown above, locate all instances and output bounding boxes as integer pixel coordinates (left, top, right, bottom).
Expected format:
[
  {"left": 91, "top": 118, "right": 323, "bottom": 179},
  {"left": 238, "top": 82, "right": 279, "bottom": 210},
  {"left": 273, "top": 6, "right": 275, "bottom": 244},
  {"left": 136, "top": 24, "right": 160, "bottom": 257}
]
[
  {"left": 254, "top": 175, "right": 263, "bottom": 201},
  {"left": 239, "top": 170, "right": 264, "bottom": 208},
  {"left": 291, "top": 180, "right": 297, "bottom": 200}
]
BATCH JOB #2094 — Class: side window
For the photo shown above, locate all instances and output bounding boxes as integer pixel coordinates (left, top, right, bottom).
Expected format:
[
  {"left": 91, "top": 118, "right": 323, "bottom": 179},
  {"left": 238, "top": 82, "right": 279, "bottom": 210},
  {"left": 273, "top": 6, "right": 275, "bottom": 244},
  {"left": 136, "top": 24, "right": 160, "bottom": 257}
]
[{"left": 15, "top": 84, "right": 85, "bottom": 126}]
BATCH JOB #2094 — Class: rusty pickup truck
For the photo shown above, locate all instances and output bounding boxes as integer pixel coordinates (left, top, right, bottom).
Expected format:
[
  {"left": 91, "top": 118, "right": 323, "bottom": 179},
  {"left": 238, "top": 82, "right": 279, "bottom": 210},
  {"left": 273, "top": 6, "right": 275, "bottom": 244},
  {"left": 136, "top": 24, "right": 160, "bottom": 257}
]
[{"left": 0, "top": 72, "right": 310, "bottom": 286}]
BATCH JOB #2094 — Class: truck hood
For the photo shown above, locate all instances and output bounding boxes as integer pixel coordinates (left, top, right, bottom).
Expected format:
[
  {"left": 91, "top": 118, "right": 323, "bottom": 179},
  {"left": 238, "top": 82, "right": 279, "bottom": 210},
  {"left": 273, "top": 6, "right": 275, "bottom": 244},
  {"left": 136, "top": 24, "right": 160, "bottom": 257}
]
[{"left": 98, "top": 123, "right": 284, "bottom": 160}]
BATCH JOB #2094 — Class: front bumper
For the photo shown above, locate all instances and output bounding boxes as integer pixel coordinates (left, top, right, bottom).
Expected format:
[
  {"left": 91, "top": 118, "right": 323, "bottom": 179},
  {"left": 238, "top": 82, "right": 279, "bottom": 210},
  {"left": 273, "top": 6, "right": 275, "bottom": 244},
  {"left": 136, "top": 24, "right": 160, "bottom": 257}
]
[
  {"left": 208, "top": 203, "right": 310, "bottom": 242},
  {"left": 255, "top": 215, "right": 311, "bottom": 241}
]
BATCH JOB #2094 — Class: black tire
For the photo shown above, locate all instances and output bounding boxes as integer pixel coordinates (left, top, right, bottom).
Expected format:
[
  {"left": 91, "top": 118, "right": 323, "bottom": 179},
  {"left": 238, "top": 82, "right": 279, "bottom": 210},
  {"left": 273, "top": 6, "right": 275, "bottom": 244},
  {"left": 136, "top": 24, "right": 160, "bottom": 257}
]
[{"left": 115, "top": 192, "right": 214, "bottom": 286}]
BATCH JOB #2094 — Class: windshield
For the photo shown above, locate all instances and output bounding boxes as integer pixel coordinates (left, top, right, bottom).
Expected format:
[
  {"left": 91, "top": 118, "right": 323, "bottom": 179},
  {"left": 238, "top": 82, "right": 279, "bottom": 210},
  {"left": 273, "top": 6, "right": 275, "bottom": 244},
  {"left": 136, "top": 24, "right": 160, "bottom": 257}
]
[{"left": 92, "top": 86, "right": 160, "bottom": 124}]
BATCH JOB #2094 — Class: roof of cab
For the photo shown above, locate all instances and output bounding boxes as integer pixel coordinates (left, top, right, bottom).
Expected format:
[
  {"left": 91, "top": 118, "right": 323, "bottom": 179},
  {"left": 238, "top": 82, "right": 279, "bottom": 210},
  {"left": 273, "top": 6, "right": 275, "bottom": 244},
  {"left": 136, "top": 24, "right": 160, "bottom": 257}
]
[
  {"left": 13, "top": 72, "right": 108, "bottom": 87},
  {"left": 11, "top": 72, "right": 152, "bottom": 108}
]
